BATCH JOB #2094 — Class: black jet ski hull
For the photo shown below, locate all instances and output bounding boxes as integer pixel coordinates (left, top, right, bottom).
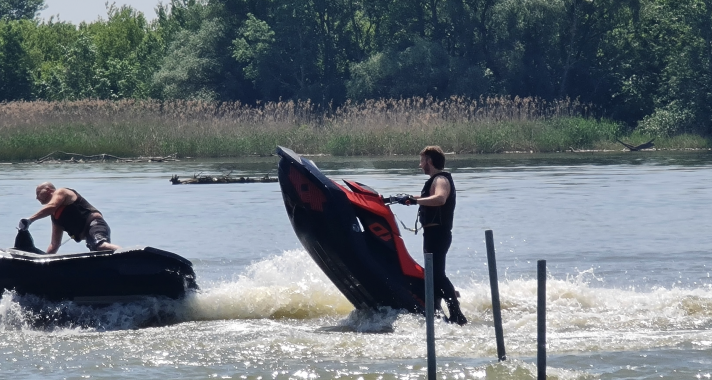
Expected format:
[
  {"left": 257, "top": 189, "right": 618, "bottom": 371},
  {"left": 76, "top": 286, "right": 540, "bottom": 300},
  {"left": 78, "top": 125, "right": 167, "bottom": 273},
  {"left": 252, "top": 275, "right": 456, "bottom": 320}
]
[
  {"left": 277, "top": 146, "right": 426, "bottom": 313},
  {"left": 0, "top": 246, "right": 198, "bottom": 304}
]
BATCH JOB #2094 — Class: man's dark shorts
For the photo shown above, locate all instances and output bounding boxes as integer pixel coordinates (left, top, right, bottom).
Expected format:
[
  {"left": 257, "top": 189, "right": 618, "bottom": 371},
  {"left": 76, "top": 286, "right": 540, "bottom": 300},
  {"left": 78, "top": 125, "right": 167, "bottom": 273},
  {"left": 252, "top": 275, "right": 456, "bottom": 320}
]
[{"left": 85, "top": 217, "right": 112, "bottom": 251}]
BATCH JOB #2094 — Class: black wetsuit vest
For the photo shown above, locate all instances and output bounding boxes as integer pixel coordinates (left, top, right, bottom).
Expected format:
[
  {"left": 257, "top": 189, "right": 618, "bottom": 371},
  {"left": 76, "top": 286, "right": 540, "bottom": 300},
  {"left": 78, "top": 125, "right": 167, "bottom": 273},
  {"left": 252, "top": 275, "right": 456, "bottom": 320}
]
[
  {"left": 419, "top": 172, "right": 456, "bottom": 231},
  {"left": 50, "top": 189, "right": 100, "bottom": 241}
]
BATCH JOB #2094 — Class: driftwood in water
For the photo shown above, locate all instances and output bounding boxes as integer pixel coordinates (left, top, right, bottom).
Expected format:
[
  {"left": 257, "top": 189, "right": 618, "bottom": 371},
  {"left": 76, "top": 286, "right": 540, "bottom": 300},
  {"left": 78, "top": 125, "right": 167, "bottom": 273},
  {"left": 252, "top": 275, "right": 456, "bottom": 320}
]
[
  {"left": 170, "top": 172, "right": 278, "bottom": 185},
  {"left": 616, "top": 138, "right": 655, "bottom": 151},
  {"left": 36, "top": 151, "right": 179, "bottom": 163}
]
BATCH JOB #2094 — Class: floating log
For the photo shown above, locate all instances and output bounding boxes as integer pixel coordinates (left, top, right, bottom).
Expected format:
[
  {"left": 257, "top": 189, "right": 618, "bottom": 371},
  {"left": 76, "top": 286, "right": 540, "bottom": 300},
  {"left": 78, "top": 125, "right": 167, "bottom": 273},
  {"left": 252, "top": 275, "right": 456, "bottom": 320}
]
[
  {"left": 616, "top": 138, "right": 655, "bottom": 151},
  {"left": 170, "top": 173, "right": 278, "bottom": 185}
]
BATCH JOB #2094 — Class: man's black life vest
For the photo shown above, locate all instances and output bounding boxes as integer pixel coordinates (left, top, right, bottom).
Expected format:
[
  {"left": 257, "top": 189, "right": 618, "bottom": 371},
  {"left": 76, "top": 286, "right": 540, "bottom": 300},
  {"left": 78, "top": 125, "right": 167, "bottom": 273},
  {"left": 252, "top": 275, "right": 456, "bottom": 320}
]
[
  {"left": 419, "top": 172, "right": 456, "bottom": 231},
  {"left": 50, "top": 189, "right": 101, "bottom": 241}
]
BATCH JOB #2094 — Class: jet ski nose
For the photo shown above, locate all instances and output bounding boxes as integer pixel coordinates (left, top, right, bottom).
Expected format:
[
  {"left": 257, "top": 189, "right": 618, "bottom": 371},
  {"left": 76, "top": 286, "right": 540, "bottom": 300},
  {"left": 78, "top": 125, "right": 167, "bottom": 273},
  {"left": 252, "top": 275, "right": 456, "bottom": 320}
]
[{"left": 14, "top": 229, "right": 46, "bottom": 255}]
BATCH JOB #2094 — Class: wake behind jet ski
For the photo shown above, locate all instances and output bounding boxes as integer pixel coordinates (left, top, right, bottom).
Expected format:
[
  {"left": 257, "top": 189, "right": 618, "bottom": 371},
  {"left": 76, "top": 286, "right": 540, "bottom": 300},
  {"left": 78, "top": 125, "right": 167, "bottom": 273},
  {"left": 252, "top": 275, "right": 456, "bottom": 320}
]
[
  {"left": 276, "top": 146, "right": 430, "bottom": 314},
  {"left": 0, "top": 229, "right": 198, "bottom": 304}
]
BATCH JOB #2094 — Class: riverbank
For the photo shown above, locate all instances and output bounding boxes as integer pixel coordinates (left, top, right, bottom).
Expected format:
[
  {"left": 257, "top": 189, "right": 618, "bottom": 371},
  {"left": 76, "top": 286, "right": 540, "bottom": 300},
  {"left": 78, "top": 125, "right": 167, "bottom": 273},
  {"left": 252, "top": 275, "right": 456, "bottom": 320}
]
[{"left": 1, "top": 98, "right": 709, "bottom": 161}]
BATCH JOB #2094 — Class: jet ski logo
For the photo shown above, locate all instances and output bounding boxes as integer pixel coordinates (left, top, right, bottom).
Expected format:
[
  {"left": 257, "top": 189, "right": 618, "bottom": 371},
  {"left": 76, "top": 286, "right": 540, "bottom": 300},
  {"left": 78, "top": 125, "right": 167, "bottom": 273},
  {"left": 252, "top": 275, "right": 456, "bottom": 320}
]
[
  {"left": 368, "top": 222, "right": 392, "bottom": 242},
  {"left": 288, "top": 167, "right": 327, "bottom": 211}
]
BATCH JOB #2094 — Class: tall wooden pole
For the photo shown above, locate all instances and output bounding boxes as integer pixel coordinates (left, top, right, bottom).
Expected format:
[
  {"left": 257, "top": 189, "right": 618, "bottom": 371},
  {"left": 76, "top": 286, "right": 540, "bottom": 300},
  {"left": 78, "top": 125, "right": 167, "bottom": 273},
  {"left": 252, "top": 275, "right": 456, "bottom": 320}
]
[
  {"left": 485, "top": 230, "right": 507, "bottom": 361},
  {"left": 537, "top": 260, "right": 547, "bottom": 380},
  {"left": 424, "top": 252, "right": 436, "bottom": 379}
]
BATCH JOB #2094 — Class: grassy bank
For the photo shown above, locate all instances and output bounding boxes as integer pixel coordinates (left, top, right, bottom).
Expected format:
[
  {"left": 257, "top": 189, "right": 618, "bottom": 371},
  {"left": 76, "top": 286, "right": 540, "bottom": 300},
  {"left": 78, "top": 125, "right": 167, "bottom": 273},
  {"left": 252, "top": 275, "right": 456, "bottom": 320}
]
[{"left": 1, "top": 98, "right": 708, "bottom": 161}]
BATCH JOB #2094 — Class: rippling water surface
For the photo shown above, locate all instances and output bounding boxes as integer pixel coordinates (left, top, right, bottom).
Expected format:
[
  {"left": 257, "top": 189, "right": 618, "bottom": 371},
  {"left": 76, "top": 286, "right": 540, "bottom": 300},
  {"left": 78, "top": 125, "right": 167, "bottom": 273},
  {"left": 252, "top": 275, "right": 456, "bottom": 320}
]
[{"left": 0, "top": 151, "right": 711, "bottom": 379}]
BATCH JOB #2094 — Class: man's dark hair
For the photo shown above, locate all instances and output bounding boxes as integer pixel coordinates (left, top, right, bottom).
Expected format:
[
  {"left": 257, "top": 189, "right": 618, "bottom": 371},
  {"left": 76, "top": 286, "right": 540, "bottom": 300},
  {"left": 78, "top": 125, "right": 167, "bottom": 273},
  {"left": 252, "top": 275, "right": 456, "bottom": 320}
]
[{"left": 420, "top": 146, "right": 445, "bottom": 170}]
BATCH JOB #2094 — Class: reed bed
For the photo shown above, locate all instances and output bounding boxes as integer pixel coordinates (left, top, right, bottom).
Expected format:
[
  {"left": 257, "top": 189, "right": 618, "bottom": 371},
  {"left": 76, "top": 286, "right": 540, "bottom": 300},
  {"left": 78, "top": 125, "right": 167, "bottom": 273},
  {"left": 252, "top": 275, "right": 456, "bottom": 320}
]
[{"left": 0, "top": 97, "right": 706, "bottom": 161}]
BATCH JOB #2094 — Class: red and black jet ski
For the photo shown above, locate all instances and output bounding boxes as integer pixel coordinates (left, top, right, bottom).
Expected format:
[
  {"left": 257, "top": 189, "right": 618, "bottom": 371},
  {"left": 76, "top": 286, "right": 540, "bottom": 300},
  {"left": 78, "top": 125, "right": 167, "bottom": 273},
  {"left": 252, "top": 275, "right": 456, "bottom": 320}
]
[{"left": 277, "top": 146, "right": 427, "bottom": 313}]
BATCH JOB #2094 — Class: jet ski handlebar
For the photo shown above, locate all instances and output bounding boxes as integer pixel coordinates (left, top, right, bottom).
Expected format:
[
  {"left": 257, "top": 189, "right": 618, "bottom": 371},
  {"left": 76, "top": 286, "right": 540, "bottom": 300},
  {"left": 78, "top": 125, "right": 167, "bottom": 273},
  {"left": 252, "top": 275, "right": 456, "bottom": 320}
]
[
  {"left": 381, "top": 195, "right": 397, "bottom": 205},
  {"left": 382, "top": 194, "right": 417, "bottom": 206}
]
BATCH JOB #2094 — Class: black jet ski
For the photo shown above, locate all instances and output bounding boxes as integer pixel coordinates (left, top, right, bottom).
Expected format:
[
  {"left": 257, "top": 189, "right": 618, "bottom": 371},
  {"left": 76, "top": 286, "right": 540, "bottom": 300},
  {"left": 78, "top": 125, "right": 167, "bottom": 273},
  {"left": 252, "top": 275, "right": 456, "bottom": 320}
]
[
  {"left": 277, "top": 146, "right": 428, "bottom": 314},
  {"left": 0, "top": 229, "right": 198, "bottom": 304}
]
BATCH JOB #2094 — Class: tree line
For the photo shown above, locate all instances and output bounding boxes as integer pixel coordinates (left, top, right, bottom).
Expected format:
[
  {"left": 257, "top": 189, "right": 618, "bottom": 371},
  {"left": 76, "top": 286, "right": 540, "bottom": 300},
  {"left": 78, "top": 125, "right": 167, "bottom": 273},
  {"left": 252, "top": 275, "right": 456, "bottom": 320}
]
[{"left": 1, "top": 0, "right": 711, "bottom": 136}]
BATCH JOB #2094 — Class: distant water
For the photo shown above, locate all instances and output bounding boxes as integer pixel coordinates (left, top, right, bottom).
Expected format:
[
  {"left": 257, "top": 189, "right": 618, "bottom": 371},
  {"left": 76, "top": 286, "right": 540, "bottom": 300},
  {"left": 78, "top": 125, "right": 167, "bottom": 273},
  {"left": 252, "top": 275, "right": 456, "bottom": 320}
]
[{"left": 0, "top": 151, "right": 711, "bottom": 379}]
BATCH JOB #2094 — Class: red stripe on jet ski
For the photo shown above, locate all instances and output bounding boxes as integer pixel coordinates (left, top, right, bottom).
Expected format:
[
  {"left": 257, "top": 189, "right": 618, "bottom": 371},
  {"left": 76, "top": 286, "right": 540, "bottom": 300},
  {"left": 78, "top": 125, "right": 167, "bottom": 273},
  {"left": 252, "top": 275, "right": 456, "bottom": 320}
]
[
  {"left": 289, "top": 166, "right": 327, "bottom": 212},
  {"left": 338, "top": 180, "right": 424, "bottom": 279}
]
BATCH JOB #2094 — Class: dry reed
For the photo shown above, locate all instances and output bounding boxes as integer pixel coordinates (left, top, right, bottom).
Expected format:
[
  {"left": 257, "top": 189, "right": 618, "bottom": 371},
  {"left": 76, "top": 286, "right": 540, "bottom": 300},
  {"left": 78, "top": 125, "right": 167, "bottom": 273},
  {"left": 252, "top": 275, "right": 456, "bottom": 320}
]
[{"left": 1, "top": 96, "right": 691, "bottom": 160}]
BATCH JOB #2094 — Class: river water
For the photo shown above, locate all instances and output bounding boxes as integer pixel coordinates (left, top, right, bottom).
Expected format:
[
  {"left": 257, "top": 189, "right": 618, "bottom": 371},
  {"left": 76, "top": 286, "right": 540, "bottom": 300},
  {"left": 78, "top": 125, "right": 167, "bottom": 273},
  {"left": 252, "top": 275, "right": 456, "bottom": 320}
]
[{"left": 0, "top": 151, "right": 711, "bottom": 379}]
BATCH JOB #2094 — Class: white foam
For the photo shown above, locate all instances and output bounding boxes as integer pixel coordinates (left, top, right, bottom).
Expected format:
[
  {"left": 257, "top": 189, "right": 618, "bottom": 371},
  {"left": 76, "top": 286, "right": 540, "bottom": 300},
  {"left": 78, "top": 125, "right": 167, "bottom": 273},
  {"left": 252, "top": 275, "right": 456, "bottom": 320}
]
[
  {"left": 185, "top": 249, "right": 353, "bottom": 321},
  {"left": 1, "top": 252, "right": 711, "bottom": 357},
  {"left": 445, "top": 268, "right": 712, "bottom": 355}
]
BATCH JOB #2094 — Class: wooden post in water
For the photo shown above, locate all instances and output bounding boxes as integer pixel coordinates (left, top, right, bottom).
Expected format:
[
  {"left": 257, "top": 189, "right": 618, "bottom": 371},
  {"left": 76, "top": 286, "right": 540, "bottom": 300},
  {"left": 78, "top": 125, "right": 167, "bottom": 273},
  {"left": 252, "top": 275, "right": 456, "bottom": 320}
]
[
  {"left": 537, "top": 260, "right": 547, "bottom": 380},
  {"left": 424, "top": 252, "right": 437, "bottom": 379},
  {"left": 485, "top": 230, "right": 507, "bottom": 361}
]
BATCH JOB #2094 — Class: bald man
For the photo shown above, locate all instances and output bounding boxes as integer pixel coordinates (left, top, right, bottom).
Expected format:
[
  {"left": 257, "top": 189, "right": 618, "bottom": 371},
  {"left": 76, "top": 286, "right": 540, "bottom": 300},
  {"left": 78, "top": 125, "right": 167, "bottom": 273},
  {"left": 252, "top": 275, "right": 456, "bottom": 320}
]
[{"left": 19, "top": 183, "right": 121, "bottom": 253}]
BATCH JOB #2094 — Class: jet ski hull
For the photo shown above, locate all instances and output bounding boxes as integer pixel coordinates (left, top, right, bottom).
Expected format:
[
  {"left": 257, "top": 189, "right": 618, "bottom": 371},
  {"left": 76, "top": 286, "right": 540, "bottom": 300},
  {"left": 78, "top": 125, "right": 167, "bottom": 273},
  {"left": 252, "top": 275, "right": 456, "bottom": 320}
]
[
  {"left": 0, "top": 246, "right": 198, "bottom": 304},
  {"left": 277, "top": 146, "right": 426, "bottom": 313}
]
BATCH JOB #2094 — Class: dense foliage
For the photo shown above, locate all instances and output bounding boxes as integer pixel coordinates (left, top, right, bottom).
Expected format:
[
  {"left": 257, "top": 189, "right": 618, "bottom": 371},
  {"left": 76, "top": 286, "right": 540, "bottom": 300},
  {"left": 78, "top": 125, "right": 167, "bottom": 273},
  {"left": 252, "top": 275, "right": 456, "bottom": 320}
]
[{"left": 1, "top": 0, "right": 711, "bottom": 136}]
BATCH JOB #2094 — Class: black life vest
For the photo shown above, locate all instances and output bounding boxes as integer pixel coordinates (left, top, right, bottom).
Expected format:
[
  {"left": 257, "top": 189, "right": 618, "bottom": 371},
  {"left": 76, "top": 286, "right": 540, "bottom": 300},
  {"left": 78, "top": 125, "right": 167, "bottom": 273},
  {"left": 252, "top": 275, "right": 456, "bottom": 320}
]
[
  {"left": 419, "top": 172, "right": 456, "bottom": 231},
  {"left": 50, "top": 189, "right": 100, "bottom": 241}
]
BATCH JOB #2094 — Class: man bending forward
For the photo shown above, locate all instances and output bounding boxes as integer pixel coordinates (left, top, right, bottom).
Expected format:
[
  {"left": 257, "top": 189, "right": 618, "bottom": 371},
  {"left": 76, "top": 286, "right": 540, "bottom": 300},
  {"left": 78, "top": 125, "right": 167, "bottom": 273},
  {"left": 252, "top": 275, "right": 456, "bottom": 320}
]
[{"left": 19, "top": 182, "right": 121, "bottom": 253}]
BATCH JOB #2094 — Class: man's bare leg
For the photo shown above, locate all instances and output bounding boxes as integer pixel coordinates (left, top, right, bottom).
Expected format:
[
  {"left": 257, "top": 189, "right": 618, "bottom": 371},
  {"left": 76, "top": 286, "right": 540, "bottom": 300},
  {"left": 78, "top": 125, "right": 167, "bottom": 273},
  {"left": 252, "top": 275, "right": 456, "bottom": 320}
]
[{"left": 97, "top": 242, "right": 121, "bottom": 251}]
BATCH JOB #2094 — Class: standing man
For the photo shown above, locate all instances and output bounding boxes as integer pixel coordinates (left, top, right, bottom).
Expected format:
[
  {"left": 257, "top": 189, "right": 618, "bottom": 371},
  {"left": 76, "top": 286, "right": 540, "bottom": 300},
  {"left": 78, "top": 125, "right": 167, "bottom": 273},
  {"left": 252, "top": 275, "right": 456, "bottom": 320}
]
[
  {"left": 395, "top": 146, "right": 467, "bottom": 325},
  {"left": 18, "top": 182, "right": 121, "bottom": 254}
]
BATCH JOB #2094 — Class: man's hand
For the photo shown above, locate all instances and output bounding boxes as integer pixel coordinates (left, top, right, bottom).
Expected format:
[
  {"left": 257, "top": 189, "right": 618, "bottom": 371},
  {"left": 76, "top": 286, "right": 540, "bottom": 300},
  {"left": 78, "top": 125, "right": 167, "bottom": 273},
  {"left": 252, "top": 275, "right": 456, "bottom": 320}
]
[
  {"left": 18, "top": 219, "right": 32, "bottom": 231},
  {"left": 395, "top": 194, "right": 417, "bottom": 206}
]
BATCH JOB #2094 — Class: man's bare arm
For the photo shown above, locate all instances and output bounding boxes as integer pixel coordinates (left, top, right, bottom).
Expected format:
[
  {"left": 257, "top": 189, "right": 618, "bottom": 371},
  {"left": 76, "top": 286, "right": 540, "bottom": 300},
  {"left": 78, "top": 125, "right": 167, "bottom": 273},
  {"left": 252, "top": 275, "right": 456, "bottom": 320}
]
[
  {"left": 416, "top": 176, "right": 450, "bottom": 206},
  {"left": 46, "top": 223, "right": 64, "bottom": 254},
  {"left": 28, "top": 189, "right": 72, "bottom": 223}
]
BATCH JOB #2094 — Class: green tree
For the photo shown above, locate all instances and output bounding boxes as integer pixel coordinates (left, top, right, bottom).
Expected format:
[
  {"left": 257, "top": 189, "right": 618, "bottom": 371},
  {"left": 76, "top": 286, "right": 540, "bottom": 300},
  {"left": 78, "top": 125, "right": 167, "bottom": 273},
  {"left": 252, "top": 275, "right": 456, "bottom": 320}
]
[
  {"left": 60, "top": 33, "right": 102, "bottom": 99},
  {"left": 0, "top": 20, "right": 33, "bottom": 100},
  {"left": 0, "top": 0, "right": 45, "bottom": 20},
  {"left": 151, "top": 0, "right": 248, "bottom": 100},
  {"left": 347, "top": 38, "right": 450, "bottom": 99},
  {"left": 637, "top": 0, "right": 712, "bottom": 135},
  {"left": 152, "top": 18, "right": 226, "bottom": 100},
  {"left": 555, "top": 0, "right": 643, "bottom": 109},
  {"left": 232, "top": 13, "right": 274, "bottom": 84},
  {"left": 19, "top": 19, "right": 82, "bottom": 100},
  {"left": 228, "top": 0, "right": 366, "bottom": 103},
  {"left": 341, "top": 0, "right": 498, "bottom": 100},
  {"left": 84, "top": 4, "right": 163, "bottom": 98}
]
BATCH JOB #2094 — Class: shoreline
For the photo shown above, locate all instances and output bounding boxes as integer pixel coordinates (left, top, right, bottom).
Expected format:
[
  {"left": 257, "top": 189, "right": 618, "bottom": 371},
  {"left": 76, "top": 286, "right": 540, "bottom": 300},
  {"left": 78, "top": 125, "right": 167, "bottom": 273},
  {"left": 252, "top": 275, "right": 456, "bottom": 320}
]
[{"left": 3, "top": 146, "right": 711, "bottom": 165}]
